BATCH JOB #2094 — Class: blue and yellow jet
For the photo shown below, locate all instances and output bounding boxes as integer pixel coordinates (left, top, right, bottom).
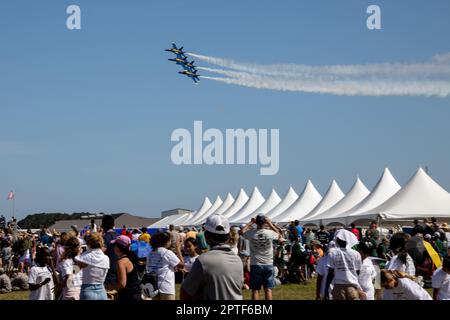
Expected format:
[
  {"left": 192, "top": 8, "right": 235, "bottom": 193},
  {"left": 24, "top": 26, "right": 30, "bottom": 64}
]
[
  {"left": 165, "top": 43, "right": 187, "bottom": 58},
  {"left": 178, "top": 69, "right": 200, "bottom": 84},
  {"left": 166, "top": 43, "right": 200, "bottom": 83}
]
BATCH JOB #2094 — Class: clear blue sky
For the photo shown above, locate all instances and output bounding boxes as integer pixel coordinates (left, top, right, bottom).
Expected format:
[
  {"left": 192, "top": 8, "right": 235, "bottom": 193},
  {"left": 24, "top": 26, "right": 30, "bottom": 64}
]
[{"left": 1, "top": 0, "right": 450, "bottom": 219}]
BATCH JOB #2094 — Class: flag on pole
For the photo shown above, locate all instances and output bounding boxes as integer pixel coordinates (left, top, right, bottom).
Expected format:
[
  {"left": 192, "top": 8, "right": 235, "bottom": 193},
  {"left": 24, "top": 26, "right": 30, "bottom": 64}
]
[{"left": 7, "top": 191, "right": 14, "bottom": 200}]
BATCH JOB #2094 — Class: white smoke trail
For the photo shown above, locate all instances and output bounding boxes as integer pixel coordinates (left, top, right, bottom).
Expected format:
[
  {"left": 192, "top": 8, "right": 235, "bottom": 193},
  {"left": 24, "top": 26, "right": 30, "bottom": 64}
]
[
  {"left": 189, "top": 52, "right": 450, "bottom": 78},
  {"left": 190, "top": 52, "right": 450, "bottom": 96},
  {"left": 197, "top": 66, "right": 249, "bottom": 78},
  {"left": 205, "top": 75, "right": 450, "bottom": 97}
]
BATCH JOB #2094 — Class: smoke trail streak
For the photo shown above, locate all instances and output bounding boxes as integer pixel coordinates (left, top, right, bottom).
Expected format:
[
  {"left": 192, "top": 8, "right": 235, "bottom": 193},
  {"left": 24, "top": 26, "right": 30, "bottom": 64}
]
[
  {"left": 197, "top": 66, "right": 249, "bottom": 78},
  {"left": 204, "top": 75, "right": 450, "bottom": 97},
  {"left": 191, "top": 52, "right": 450, "bottom": 96},
  {"left": 189, "top": 53, "right": 450, "bottom": 78}
]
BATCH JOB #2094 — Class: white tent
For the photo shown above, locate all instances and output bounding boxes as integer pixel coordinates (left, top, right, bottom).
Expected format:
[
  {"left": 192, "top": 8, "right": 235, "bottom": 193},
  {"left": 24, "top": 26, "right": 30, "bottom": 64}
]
[
  {"left": 210, "top": 193, "right": 235, "bottom": 216},
  {"left": 272, "top": 180, "right": 322, "bottom": 223},
  {"left": 300, "top": 180, "right": 345, "bottom": 224},
  {"left": 186, "top": 195, "right": 223, "bottom": 226},
  {"left": 149, "top": 213, "right": 188, "bottom": 229},
  {"left": 171, "top": 197, "right": 212, "bottom": 227},
  {"left": 170, "top": 213, "right": 194, "bottom": 226},
  {"left": 323, "top": 168, "right": 401, "bottom": 226},
  {"left": 348, "top": 168, "right": 450, "bottom": 225},
  {"left": 228, "top": 187, "right": 265, "bottom": 222},
  {"left": 305, "top": 177, "right": 370, "bottom": 226},
  {"left": 235, "top": 188, "right": 282, "bottom": 224},
  {"left": 266, "top": 187, "right": 299, "bottom": 219},
  {"left": 221, "top": 189, "right": 249, "bottom": 219}
]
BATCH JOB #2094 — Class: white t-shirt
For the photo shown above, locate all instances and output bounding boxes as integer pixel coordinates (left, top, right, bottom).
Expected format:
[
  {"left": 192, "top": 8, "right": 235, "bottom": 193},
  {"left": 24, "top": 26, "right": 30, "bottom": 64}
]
[
  {"left": 316, "top": 255, "right": 332, "bottom": 299},
  {"left": 327, "top": 247, "right": 362, "bottom": 287},
  {"left": 386, "top": 254, "right": 416, "bottom": 276},
  {"left": 59, "top": 258, "right": 83, "bottom": 287},
  {"left": 28, "top": 266, "right": 54, "bottom": 300},
  {"left": 391, "top": 278, "right": 432, "bottom": 300},
  {"left": 243, "top": 229, "right": 279, "bottom": 265},
  {"left": 358, "top": 258, "right": 376, "bottom": 300},
  {"left": 432, "top": 268, "right": 450, "bottom": 300},
  {"left": 146, "top": 247, "right": 180, "bottom": 295},
  {"left": 184, "top": 255, "right": 199, "bottom": 273},
  {"left": 75, "top": 248, "right": 109, "bottom": 285}
]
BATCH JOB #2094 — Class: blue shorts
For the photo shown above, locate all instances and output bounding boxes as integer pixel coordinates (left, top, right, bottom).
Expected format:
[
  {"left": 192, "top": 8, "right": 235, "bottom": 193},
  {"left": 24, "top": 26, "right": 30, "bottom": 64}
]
[{"left": 250, "top": 265, "right": 275, "bottom": 290}]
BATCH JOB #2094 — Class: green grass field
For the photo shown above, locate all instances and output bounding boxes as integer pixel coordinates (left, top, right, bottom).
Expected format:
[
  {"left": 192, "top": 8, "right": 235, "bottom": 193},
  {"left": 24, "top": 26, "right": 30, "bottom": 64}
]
[
  {"left": 0, "top": 282, "right": 433, "bottom": 300},
  {"left": 0, "top": 282, "right": 317, "bottom": 300}
]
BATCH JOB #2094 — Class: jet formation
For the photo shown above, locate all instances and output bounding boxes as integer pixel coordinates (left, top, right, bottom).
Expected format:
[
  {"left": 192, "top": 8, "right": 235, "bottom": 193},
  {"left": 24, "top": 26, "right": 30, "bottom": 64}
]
[{"left": 165, "top": 43, "right": 200, "bottom": 83}]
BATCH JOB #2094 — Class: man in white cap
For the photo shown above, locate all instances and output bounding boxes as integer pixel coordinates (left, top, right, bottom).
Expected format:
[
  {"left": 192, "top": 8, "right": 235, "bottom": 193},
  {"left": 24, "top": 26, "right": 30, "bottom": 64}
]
[
  {"left": 324, "top": 229, "right": 366, "bottom": 300},
  {"left": 180, "top": 214, "right": 243, "bottom": 300}
]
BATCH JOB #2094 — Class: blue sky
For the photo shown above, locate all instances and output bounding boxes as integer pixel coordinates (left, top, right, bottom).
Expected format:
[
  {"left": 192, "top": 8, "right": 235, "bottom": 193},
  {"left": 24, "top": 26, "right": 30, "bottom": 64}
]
[{"left": 1, "top": 0, "right": 450, "bottom": 219}]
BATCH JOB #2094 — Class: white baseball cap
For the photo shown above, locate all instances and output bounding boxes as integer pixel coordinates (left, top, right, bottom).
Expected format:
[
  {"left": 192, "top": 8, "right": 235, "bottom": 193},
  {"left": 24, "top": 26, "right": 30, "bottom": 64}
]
[{"left": 204, "top": 214, "right": 230, "bottom": 235}]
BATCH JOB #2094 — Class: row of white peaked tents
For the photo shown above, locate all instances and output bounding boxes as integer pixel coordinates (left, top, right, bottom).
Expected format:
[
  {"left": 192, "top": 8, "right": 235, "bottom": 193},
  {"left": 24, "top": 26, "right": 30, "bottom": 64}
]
[{"left": 149, "top": 168, "right": 450, "bottom": 229}]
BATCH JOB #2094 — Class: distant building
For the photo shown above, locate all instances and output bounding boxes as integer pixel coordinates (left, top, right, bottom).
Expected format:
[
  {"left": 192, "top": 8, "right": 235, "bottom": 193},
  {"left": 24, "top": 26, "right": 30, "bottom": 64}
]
[
  {"left": 50, "top": 213, "right": 159, "bottom": 232},
  {"left": 161, "top": 208, "right": 193, "bottom": 218}
]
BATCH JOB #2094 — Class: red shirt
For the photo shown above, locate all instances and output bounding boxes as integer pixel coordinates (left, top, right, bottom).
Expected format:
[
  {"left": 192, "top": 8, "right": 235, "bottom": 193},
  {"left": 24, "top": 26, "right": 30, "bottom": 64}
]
[
  {"left": 121, "top": 229, "right": 132, "bottom": 239},
  {"left": 351, "top": 228, "right": 360, "bottom": 240}
]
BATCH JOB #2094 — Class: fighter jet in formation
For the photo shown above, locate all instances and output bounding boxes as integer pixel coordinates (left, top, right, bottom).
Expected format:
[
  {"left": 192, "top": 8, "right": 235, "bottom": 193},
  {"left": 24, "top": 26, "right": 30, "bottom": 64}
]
[
  {"left": 165, "top": 43, "right": 186, "bottom": 57},
  {"left": 168, "top": 57, "right": 196, "bottom": 70},
  {"left": 165, "top": 43, "right": 200, "bottom": 83},
  {"left": 178, "top": 69, "right": 200, "bottom": 83}
]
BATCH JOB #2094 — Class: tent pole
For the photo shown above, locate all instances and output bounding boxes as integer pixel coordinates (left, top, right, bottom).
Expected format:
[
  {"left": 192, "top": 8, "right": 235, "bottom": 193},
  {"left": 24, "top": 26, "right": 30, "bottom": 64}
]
[{"left": 377, "top": 215, "right": 382, "bottom": 236}]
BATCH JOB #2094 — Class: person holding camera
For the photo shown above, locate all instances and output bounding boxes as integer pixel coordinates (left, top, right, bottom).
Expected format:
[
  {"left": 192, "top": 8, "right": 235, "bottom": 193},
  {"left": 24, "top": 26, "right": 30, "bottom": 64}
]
[
  {"left": 145, "top": 231, "right": 184, "bottom": 300},
  {"left": 239, "top": 214, "right": 283, "bottom": 300},
  {"left": 28, "top": 246, "right": 59, "bottom": 300}
]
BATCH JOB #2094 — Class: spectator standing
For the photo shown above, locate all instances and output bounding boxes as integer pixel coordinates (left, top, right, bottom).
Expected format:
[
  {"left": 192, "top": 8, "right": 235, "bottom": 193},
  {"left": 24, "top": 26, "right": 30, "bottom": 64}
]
[
  {"left": 58, "top": 236, "right": 83, "bottom": 300},
  {"left": 376, "top": 237, "right": 389, "bottom": 261},
  {"left": 423, "top": 218, "right": 434, "bottom": 236},
  {"left": 138, "top": 227, "right": 151, "bottom": 244},
  {"left": 240, "top": 214, "right": 282, "bottom": 300},
  {"left": 316, "top": 225, "right": 330, "bottom": 248},
  {"left": 108, "top": 235, "right": 142, "bottom": 300},
  {"left": 350, "top": 223, "right": 360, "bottom": 240},
  {"left": 39, "top": 228, "right": 53, "bottom": 247},
  {"left": 89, "top": 219, "right": 98, "bottom": 233},
  {"left": 182, "top": 237, "right": 199, "bottom": 275},
  {"left": 386, "top": 232, "right": 416, "bottom": 276},
  {"left": 28, "top": 247, "right": 59, "bottom": 300},
  {"left": 146, "top": 231, "right": 184, "bottom": 300},
  {"left": 316, "top": 241, "right": 336, "bottom": 300},
  {"left": 304, "top": 228, "right": 315, "bottom": 246},
  {"left": 357, "top": 238, "right": 377, "bottom": 300},
  {"left": 294, "top": 220, "right": 303, "bottom": 244},
  {"left": 432, "top": 256, "right": 450, "bottom": 300},
  {"left": 55, "top": 232, "right": 69, "bottom": 267},
  {"left": 365, "top": 221, "right": 380, "bottom": 245},
  {"left": 410, "top": 219, "right": 425, "bottom": 237},
  {"left": 196, "top": 226, "right": 209, "bottom": 253},
  {"left": 75, "top": 233, "right": 110, "bottom": 300},
  {"left": 229, "top": 227, "right": 239, "bottom": 255},
  {"left": 181, "top": 215, "right": 243, "bottom": 300},
  {"left": 186, "top": 227, "right": 197, "bottom": 240},
  {"left": 101, "top": 215, "right": 119, "bottom": 287},
  {"left": 168, "top": 225, "right": 180, "bottom": 253},
  {"left": 325, "top": 229, "right": 366, "bottom": 300}
]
